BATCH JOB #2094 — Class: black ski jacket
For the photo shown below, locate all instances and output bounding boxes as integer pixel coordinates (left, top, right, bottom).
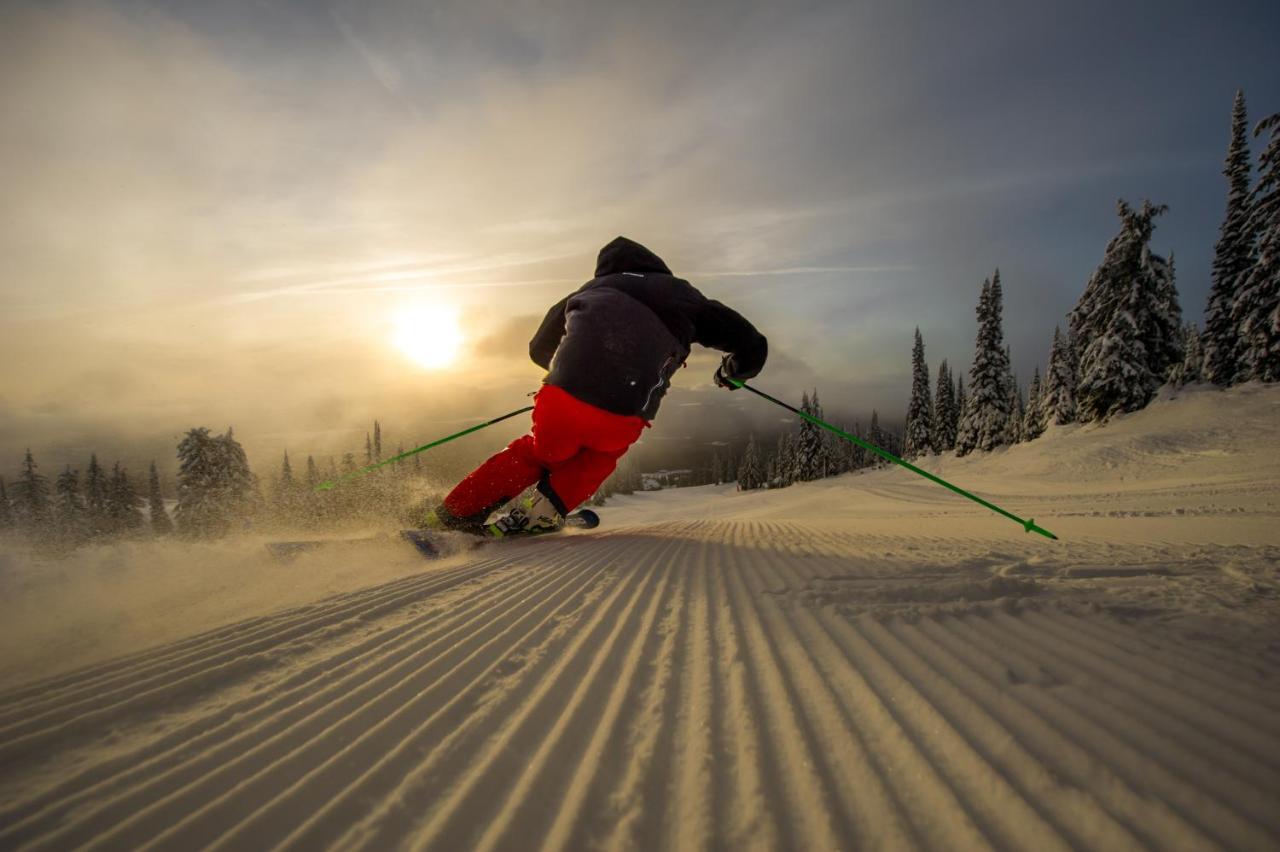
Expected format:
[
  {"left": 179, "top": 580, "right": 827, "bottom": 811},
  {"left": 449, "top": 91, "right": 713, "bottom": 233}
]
[{"left": 530, "top": 236, "right": 767, "bottom": 420}]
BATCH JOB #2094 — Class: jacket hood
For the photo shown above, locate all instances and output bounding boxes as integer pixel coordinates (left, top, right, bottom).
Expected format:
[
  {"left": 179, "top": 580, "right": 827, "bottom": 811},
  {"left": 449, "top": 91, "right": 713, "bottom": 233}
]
[{"left": 594, "top": 236, "right": 672, "bottom": 277}]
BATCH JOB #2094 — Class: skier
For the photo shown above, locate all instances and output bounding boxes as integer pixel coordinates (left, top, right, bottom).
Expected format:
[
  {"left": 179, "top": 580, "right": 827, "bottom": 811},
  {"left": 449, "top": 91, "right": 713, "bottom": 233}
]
[{"left": 425, "top": 236, "right": 768, "bottom": 536}]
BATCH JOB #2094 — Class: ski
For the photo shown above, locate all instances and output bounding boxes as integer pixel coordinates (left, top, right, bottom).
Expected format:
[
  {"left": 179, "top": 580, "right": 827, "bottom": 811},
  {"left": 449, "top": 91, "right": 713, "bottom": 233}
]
[{"left": 265, "top": 509, "right": 600, "bottom": 562}]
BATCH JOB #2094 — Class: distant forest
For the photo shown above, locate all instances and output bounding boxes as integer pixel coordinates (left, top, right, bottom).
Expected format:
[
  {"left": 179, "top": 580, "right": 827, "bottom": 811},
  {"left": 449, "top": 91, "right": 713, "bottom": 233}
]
[{"left": 2, "top": 92, "right": 1277, "bottom": 550}]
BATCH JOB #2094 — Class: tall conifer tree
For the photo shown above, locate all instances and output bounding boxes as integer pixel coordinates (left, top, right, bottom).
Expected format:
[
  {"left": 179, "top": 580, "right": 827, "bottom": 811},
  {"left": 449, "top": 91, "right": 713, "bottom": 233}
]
[
  {"left": 1073, "top": 200, "right": 1171, "bottom": 421},
  {"left": 54, "top": 465, "right": 85, "bottom": 544},
  {"left": 903, "top": 328, "right": 934, "bottom": 458},
  {"left": 932, "top": 360, "right": 957, "bottom": 452},
  {"left": 0, "top": 477, "right": 11, "bottom": 529},
  {"left": 1170, "top": 323, "right": 1204, "bottom": 386},
  {"left": 149, "top": 462, "right": 173, "bottom": 535},
  {"left": 955, "top": 272, "right": 1013, "bottom": 454},
  {"left": 1043, "top": 326, "right": 1077, "bottom": 424},
  {"left": 736, "top": 435, "right": 765, "bottom": 491},
  {"left": 1234, "top": 112, "right": 1280, "bottom": 382},
  {"left": 1204, "top": 90, "right": 1255, "bottom": 385},
  {"left": 14, "top": 449, "right": 50, "bottom": 533},
  {"left": 1023, "top": 367, "right": 1047, "bottom": 441}
]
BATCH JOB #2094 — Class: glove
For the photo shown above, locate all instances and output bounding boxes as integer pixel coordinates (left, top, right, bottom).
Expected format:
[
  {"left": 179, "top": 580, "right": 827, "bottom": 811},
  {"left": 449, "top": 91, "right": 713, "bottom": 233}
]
[{"left": 713, "top": 359, "right": 739, "bottom": 390}]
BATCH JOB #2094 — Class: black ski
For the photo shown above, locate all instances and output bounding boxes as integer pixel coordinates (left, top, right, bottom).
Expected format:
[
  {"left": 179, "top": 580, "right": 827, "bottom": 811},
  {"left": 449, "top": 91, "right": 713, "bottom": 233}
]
[{"left": 266, "top": 509, "right": 600, "bottom": 562}]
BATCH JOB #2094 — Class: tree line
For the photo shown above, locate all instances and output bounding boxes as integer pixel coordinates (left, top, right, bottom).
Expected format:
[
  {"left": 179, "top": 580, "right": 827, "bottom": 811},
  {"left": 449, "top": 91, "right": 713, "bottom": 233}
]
[
  {"left": 0, "top": 419, "right": 439, "bottom": 548},
  {"left": 899, "top": 90, "right": 1277, "bottom": 460}
]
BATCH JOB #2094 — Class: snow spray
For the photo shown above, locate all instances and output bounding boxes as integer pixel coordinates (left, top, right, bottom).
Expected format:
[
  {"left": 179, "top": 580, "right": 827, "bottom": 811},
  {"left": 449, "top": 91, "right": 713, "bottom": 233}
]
[{"left": 727, "top": 379, "right": 1059, "bottom": 540}]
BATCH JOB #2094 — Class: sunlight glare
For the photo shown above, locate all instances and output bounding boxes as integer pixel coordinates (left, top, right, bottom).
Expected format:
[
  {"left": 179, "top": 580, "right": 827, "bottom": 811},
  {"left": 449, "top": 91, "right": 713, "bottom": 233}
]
[{"left": 392, "top": 305, "right": 464, "bottom": 369}]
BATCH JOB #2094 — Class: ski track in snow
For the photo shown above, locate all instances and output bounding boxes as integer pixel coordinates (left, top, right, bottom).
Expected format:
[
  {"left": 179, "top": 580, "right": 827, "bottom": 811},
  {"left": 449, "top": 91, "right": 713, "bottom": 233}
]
[
  {"left": 0, "top": 517, "right": 1278, "bottom": 851},
  {"left": 2, "top": 383, "right": 1280, "bottom": 850}
]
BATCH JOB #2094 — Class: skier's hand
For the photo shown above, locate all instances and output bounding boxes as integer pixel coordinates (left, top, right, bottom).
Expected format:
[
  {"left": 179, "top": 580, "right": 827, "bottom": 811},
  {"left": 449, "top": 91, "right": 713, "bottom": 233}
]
[{"left": 713, "top": 362, "right": 738, "bottom": 390}]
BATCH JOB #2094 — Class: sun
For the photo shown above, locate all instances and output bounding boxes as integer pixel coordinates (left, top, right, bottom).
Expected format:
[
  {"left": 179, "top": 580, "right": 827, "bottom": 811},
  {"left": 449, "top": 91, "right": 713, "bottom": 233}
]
[{"left": 392, "top": 305, "right": 465, "bottom": 369}]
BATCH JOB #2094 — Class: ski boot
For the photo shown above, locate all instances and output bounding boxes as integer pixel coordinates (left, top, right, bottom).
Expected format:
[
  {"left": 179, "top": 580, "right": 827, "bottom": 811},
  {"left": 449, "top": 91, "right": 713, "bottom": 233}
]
[
  {"left": 418, "top": 503, "right": 491, "bottom": 537},
  {"left": 486, "top": 487, "right": 565, "bottom": 537}
]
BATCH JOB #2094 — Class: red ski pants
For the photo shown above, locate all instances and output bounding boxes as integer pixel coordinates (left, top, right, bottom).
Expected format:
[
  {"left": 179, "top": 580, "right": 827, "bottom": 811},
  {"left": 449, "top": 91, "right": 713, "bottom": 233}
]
[{"left": 443, "top": 384, "right": 648, "bottom": 517}]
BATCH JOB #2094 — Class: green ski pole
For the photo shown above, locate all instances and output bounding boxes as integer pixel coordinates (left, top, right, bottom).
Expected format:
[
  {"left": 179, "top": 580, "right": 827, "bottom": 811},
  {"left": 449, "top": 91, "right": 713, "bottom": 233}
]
[
  {"left": 315, "top": 405, "right": 534, "bottom": 491},
  {"left": 727, "top": 379, "right": 1057, "bottom": 540}
]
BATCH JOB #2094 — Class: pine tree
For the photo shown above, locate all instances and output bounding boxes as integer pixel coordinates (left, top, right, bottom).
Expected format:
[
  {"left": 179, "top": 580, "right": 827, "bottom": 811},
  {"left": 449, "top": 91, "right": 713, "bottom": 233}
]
[
  {"left": 1023, "top": 366, "right": 1047, "bottom": 441},
  {"left": 772, "top": 433, "right": 796, "bottom": 487},
  {"left": 953, "top": 375, "right": 965, "bottom": 440},
  {"left": 13, "top": 449, "right": 51, "bottom": 533},
  {"left": 903, "top": 328, "right": 934, "bottom": 458},
  {"left": 1008, "top": 374, "right": 1025, "bottom": 444},
  {"left": 0, "top": 477, "right": 11, "bottom": 529},
  {"left": 1042, "top": 326, "right": 1077, "bottom": 425},
  {"left": 708, "top": 451, "right": 723, "bottom": 485},
  {"left": 83, "top": 453, "right": 109, "bottom": 536},
  {"left": 306, "top": 455, "right": 320, "bottom": 488},
  {"left": 1074, "top": 200, "right": 1171, "bottom": 420},
  {"left": 176, "top": 427, "right": 255, "bottom": 538},
  {"left": 1142, "top": 247, "right": 1184, "bottom": 383},
  {"left": 867, "top": 409, "right": 887, "bottom": 465},
  {"left": 931, "top": 360, "right": 957, "bottom": 452},
  {"left": 54, "top": 465, "right": 86, "bottom": 544},
  {"left": 108, "top": 463, "right": 145, "bottom": 533},
  {"left": 810, "top": 390, "right": 839, "bottom": 478},
  {"left": 364, "top": 433, "right": 373, "bottom": 466},
  {"left": 795, "top": 390, "right": 826, "bottom": 481},
  {"left": 1005, "top": 345, "right": 1022, "bottom": 444},
  {"left": 1170, "top": 323, "right": 1204, "bottom": 386},
  {"left": 955, "top": 272, "right": 1013, "bottom": 455},
  {"left": 373, "top": 420, "right": 383, "bottom": 462},
  {"left": 1204, "top": 90, "right": 1255, "bottom": 386},
  {"left": 737, "top": 434, "right": 765, "bottom": 490},
  {"left": 149, "top": 462, "right": 173, "bottom": 535},
  {"left": 1233, "top": 112, "right": 1280, "bottom": 382}
]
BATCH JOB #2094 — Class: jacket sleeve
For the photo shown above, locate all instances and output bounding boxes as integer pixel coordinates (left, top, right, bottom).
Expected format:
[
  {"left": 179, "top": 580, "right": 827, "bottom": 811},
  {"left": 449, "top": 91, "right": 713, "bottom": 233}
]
[
  {"left": 529, "top": 295, "right": 570, "bottom": 369},
  {"left": 692, "top": 295, "right": 768, "bottom": 379}
]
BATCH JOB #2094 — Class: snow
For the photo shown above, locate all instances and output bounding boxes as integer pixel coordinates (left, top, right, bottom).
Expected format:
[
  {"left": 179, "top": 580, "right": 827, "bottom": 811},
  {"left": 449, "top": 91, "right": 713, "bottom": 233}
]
[{"left": 1, "top": 382, "right": 1278, "bottom": 849}]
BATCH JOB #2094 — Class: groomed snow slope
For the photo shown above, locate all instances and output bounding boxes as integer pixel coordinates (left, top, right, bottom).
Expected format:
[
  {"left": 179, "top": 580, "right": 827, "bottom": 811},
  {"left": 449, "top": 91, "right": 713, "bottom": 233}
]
[{"left": 0, "top": 382, "right": 1278, "bottom": 850}]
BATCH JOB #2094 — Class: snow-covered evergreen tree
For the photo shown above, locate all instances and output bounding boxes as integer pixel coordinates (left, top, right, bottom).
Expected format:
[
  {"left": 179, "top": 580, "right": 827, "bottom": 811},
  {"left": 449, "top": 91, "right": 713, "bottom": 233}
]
[
  {"left": 176, "top": 427, "right": 255, "bottom": 538},
  {"left": 955, "top": 272, "right": 1013, "bottom": 455},
  {"left": 736, "top": 434, "right": 765, "bottom": 490},
  {"left": 795, "top": 391, "right": 826, "bottom": 481},
  {"left": 903, "top": 328, "right": 934, "bottom": 458},
  {"left": 1142, "top": 247, "right": 1184, "bottom": 383},
  {"left": 83, "top": 453, "right": 109, "bottom": 536},
  {"left": 1073, "top": 200, "right": 1172, "bottom": 421},
  {"left": 1042, "top": 326, "right": 1077, "bottom": 424},
  {"left": 1007, "top": 373, "right": 1025, "bottom": 444},
  {"left": 953, "top": 375, "right": 965, "bottom": 440},
  {"left": 1170, "top": 323, "right": 1204, "bottom": 386},
  {"left": 1204, "top": 90, "right": 1255, "bottom": 386},
  {"left": 149, "top": 462, "right": 173, "bottom": 535},
  {"left": 867, "top": 409, "right": 888, "bottom": 465},
  {"left": 0, "top": 477, "right": 11, "bottom": 529},
  {"left": 1233, "top": 112, "right": 1280, "bottom": 382},
  {"left": 772, "top": 433, "right": 796, "bottom": 487},
  {"left": 1005, "top": 345, "right": 1022, "bottom": 444},
  {"left": 931, "top": 360, "right": 956, "bottom": 452},
  {"left": 109, "top": 463, "right": 145, "bottom": 533},
  {"left": 54, "top": 465, "right": 86, "bottom": 544},
  {"left": 13, "top": 449, "right": 50, "bottom": 533},
  {"left": 1023, "top": 367, "right": 1047, "bottom": 440}
]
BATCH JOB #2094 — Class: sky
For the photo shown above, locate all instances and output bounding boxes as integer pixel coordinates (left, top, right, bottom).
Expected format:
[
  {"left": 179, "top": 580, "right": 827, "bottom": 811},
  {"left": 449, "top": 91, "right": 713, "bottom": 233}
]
[{"left": 2, "top": 0, "right": 1279, "bottom": 477}]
